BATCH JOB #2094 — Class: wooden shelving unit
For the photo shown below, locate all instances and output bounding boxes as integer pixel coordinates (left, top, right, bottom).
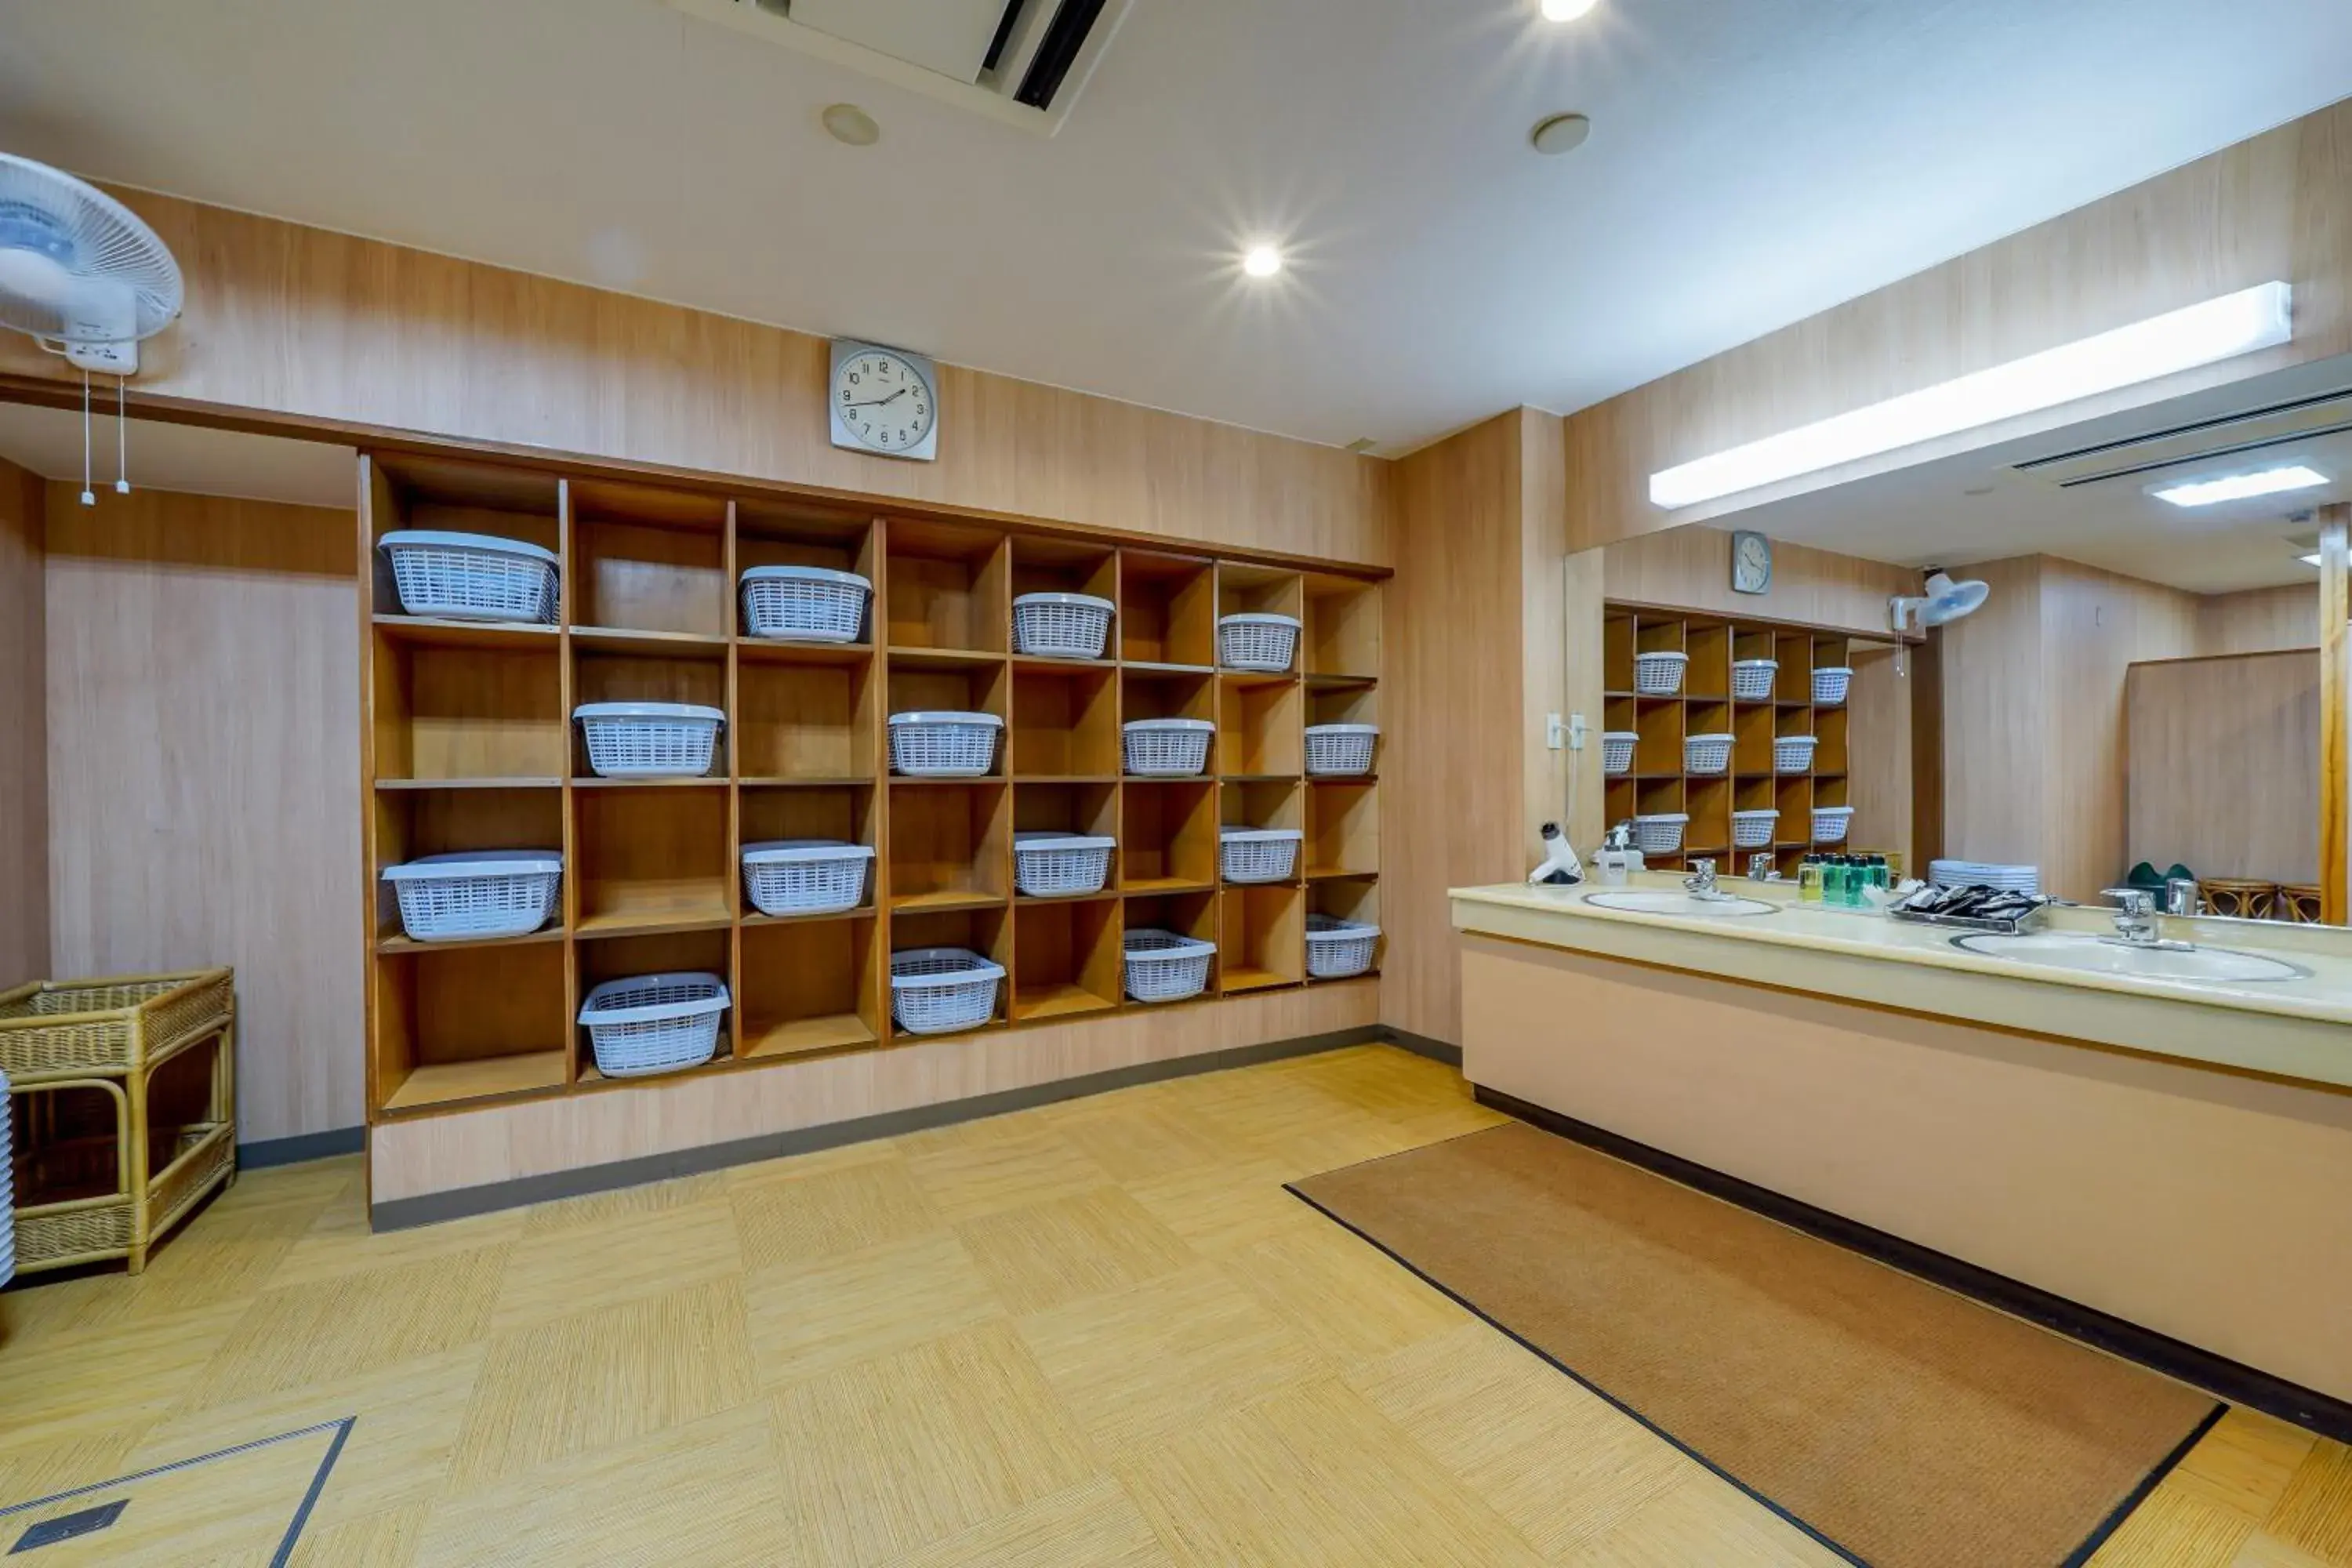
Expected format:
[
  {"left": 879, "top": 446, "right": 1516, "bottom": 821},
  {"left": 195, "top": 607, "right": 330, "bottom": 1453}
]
[
  {"left": 359, "top": 452, "right": 1384, "bottom": 1122},
  {"left": 1602, "top": 604, "right": 1889, "bottom": 877}
]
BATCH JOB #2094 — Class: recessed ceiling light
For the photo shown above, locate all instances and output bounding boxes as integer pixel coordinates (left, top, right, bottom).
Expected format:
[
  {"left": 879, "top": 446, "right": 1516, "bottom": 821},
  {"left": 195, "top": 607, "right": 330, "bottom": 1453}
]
[
  {"left": 1243, "top": 245, "right": 1283, "bottom": 278},
  {"left": 821, "top": 103, "right": 880, "bottom": 147},
  {"left": 1541, "top": 0, "right": 1599, "bottom": 20},
  {"left": 2151, "top": 464, "right": 2328, "bottom": 508},
  {"left": 1530, "top": 113, "right": 1592, "bottom": 156}
]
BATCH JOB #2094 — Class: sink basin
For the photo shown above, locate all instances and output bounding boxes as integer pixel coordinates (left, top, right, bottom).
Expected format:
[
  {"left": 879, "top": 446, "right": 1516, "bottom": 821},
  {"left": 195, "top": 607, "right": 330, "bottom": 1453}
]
[
  {"left": 1582, "top": 890, "right": 1779, "bottom": 919},
  {"left": 1951, "top": 931, "right": 2309, "bottom": 984}
]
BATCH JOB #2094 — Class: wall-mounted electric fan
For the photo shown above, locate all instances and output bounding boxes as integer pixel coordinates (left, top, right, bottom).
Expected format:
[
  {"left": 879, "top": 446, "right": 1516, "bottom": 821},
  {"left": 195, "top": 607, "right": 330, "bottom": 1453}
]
[
  {"left": 0, "top": 151, "right": 184, "bottom": 501},
  {"left": 1889, "top": 568, "right": 1991, "bottom": 633}
]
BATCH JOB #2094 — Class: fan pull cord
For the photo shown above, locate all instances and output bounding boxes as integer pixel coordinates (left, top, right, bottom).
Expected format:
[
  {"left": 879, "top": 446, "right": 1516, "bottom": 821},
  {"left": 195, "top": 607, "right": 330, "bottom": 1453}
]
[
  {"left": 116, "top": 376, "right": 129, "bottom": 495},
  {"left": 79, "top": 369, "right": 94, "bottom": 507}
]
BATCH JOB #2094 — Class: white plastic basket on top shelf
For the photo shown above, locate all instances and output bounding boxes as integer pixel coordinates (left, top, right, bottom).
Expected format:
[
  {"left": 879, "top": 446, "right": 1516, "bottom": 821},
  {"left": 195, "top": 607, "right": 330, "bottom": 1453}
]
[
  {"left": 379, "top": 531, "right": 558, "bottom": 624},
  {"left": 1124, "top": 928, "right": 1214, "bottom": 1003},
  {"left": 891, "top": 948, "right": 1005, "bottom": 1035},
  {"left": 1633, "top": 651, "right": 1689, "bottom": 695},
  {"left": 579, "top": 973, "right": 728, "bottom": 1078},
  {"left": 1305, "top": 915, "right": 1380, "bottom": 978},
  {"left": 1013, "top": 593, "right": 1114, "bottom": 659},
  {"left": 889, "top": 711, "right": 1003, "bottom": 777},
  {"left": 1218, "top": 613, "right": 1300, "bottom": 672},
  {"left": 575, "top": 702, "right": 724, "bottom": 779},
  {"left": 1732, "top": 659, "right": 1778, "bottom": 701},
  {"left": 1812, "top": 666, "right": 1854, "bottom": 706},
  {"left": 1602, "top": 731, "right": 1638, "bottom": 777},
  {"left": 1773, "top": 735, "right": 1818, "bottom": 775},
  {"left": 1013, "top": 831, "right": 1114, "bottom": 898},
  {"left": 1305, "top": 724, "right": 1377, "bottom": 777},
  {"left": 1632, "top": 813, "right": 1688, "bottom": 855},
  {"left": 1221, "top": 827, "right": 1301, "bottom": 884},
  {"left": 1683, "top": 732, "right": 1733, "bottom": 775},
  {"left": 742, "top": 840, "right": 874, "bottom": 917},
  {"left": 1812, "top": 806, "right": 1856, "bottom": 845},
  {"left": 382, "top": 851, "right": 562, "bottom": 942},
  {"left": 1731, "top": 809, "right": 1779, "bottom": 849},
  {"left": 1123, "top": 717, "right": 1214, "bottom": 777},
  {"left": 740, "top": 565, "right": 871, "bottom": 643}
]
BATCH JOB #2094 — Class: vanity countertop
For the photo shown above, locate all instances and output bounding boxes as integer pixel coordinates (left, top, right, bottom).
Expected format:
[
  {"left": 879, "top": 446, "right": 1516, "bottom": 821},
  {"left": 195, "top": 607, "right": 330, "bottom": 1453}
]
[{"left": 1451, "top": 876, "right": 2352, "bottom": 1089}]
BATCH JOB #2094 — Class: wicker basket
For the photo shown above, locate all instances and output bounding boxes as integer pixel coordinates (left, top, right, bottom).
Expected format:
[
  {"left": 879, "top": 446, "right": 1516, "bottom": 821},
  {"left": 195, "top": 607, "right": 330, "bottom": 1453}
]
[{"left": 0, "top": 970, "right": 233, "bottom": 1081}]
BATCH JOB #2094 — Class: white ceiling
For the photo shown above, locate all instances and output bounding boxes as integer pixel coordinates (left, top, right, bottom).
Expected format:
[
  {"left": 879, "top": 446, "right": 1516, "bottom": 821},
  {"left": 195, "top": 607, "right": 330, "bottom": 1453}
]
[
  {"left": 1730, "top": 354, "right": 2352, "bottom": 595},
  {"left": 0, "top": 401, "right": 355, "bottom": 508},
  {"left": 2, "top": 2, "right": 2350, "bottom": 453}
]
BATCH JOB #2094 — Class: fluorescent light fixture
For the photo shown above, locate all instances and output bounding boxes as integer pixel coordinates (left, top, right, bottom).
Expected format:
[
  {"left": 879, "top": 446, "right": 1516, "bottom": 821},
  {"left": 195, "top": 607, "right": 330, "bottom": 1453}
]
[
  {"left": 2151, "top": 464, "right": 2327, "bottom": 508},
  {"left": 1649, "top": 281, "right": 2294, "bottom": 510},
  {"left": 2301, "top": 552, "right": 2323, "bottom": 567}
]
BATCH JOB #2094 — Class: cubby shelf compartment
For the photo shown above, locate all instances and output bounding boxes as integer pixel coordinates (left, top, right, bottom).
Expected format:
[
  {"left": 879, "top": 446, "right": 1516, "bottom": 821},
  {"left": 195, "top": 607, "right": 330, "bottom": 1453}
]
[
  {"left": 1307, "top": 877, "right": 1382, "bottom": 983},
  {"left": 360, "top": 452, "right": 1386, "bottom": 1120},
  {"left": 1013, "top": 896, "right": 1123, "bottom": 1022},
  {"left": 1220, "top": 884, "right": 1304, "bottom": 994},
  {"left": 737, "top": 914, "right": 883, "bottom": 1060},
  {"left": 1122, "top": 779, "right": 1218, "bottom": 893},
  {"left": 376, "top": 942, "right": 571, "bottom": 1112}
]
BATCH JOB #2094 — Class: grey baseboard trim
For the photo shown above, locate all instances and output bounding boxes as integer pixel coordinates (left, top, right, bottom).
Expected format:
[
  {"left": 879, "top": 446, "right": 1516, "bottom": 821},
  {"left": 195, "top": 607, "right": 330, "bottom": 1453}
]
[
  {"left": 1377, "top": 1026, "right": 1463, "bottom": 1067},
  {"left": 238, "top": 1127, "right": 366, "bottom": 1169},
  {"left": 369, "top": 1025, "right": 1391, "bottom": 1232}
]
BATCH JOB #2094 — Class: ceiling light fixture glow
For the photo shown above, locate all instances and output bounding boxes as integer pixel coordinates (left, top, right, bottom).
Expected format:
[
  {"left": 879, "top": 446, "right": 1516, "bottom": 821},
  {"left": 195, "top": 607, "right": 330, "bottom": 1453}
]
[
  {"left": 1243, "top": 244, "right": 1283, "bottom": 278},
  {"left": 1648, "top": 281, "right": 2295, "bottom": 510},
  {"left": 2151, "top": 464, "right": 2328, "bottom": 508},
  {"left": 1541, "top": 0, "right": 1599, "bottom": 19},
  {"left": 2301, "top": 553, "right": 2324, "bottom": 567}
]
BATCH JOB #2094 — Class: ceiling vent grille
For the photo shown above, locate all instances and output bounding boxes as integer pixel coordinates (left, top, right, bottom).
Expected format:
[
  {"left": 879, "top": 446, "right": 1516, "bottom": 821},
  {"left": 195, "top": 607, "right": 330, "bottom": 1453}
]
[
  {"left": 2013, "top": 387, "right": 2352, "bottom": 488},
  {"left": 665, "top": 0, "right": 1133, "bottom": 136}
]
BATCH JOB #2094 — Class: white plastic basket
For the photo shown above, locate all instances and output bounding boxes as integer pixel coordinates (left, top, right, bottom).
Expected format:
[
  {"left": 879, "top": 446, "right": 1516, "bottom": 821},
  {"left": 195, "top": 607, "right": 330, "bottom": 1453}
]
[
  {"left": 1218, "top": 613, "right": 1301, "bottom": 672},
  {"left": 382, "top": 850, "right": 562, "bottom": 942},
  {"left": 1773, "top": 735, "right": 1818, "bottom": 775},
  {"left": 742, "top": 840, "right": 874, "bottom": 917},
  {"left": 1602, "top": 731, "right": 1638, "bottom": 777},
  {"left": 579, "top": 972, "right": 728, "bottom": 1079},
  {"left": 1305, "top": 724, "right": 1378, "bottom": 777},
  {"left": 1124, "top": 928, "right": 1214, "bottom": 1004},
  {"left": 379, "top": 530, "right": 558, "bottom": 624},
  {"left": 575, "top": 702, "right": 724, "bottom": 779},
  {"left": 741, "top": 565, "right": 870, "bottom": 643},
  {"left": 1123, "top": 717, "right": 1214, "bottom": 777},
  {"left": 1221, "top": 827, "right": 1302, "bottom": 884},
  {"left": 1731, "top": 809, "right": 1780, "bottom": 849},
  {"left": 1813, "top": 666, "right": 1854, "bottom": 705},
  {"left": 1014, "top": 831, "right": 1115, "bottom": 897},
  {"left": 1013, "top": 592, "right": 1114, "bottom": 660},
  {"left": 1633, "top": 651, "right": 1689, "bottom": 695},
  {"left": 1684, "top": 733, "right": 1733, "bottom": 775},
  {"left": 891, "top": 947, "right": 1005, "bottom": 1035},
  {"left": 1812, "top": 806, "right": 1857, "bottom": 845},
  {"left": 1305, "top": 915, "right": 1380, "bottom": 978},
  {"left": 889, "top": 711, "right": 1004, "bottom": 777},
  {"left": 1732, "top": 659, "right": 1779, "bottom": 702},
  {"left": 1632, "top": 813, "right": 1689, "bottom": 855}
]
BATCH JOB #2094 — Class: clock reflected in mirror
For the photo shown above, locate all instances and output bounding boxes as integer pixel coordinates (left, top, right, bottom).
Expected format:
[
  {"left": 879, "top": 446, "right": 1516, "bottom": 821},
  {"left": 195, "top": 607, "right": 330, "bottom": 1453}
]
[
  {"left": 1731, "top": 528, "right": 1773, "bottom": 595},
  {"left": 830, "top": 339, "right": 940, "bottom": 461}
]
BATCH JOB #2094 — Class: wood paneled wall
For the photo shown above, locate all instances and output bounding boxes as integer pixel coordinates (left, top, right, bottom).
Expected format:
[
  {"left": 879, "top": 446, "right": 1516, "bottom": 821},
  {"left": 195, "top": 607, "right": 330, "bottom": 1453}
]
[
  {"left": 1563, "top": 97, "right": 2352, "bottom": 550},
  {"left": 2198, "top": 583, "right": 2319, "bottom": 655},
  {"left": 1384, "top": 411, "right": 1555, "bottom": 1047},
  {"left": 1940, "top": 555, "right": 2205, "bottom": 899},
  {"left": 1599, "top": 524, "right": 1920, "bottom": 637},
  {"left": 0, "top": 453, "right": 44, "bottom": 989},
  {"left": 44, "top": 485, "right": 365, "bottom": 1142},
  {"left": 1844, "top": 646, "right": 1915, "bottom": 870},
  {"left": 2127, "top": 652, "right": 2320, "bottom": 886},
  {"left": 0, "top": 191, "right": 1389, "bottom": 568}
]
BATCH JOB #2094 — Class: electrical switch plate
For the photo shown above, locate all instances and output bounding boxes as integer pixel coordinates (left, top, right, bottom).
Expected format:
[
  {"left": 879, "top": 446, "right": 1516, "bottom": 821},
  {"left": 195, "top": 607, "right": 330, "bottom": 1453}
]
[
  {"left": 1544, "top": 713, "right": 1566, "bottom": 750},
  {"left": 1568, "top": 713, "right": 1588, "bottom": 750}
]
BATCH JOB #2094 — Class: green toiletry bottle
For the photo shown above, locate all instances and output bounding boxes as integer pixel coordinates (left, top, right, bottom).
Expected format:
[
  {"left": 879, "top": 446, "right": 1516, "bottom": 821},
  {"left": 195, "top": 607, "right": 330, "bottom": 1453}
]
[{"left": 1821, "top": 855, "right": 1846, "bottom": 907}]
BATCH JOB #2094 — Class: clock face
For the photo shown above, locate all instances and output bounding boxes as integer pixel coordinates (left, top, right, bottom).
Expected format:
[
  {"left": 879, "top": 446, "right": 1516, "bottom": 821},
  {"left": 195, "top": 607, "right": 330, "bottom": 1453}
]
[
  {"left": 833, "top": 348, "right": 936, "bottom": 457},
  {"left": 1732, "top": 531, "right": 1773, "bottom": 594}
]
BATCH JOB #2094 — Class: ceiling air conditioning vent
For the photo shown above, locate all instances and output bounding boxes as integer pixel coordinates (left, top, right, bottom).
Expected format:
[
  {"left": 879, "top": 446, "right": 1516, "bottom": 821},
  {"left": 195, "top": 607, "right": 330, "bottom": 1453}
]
[
  {"left": 2013, "top": 387, "right": 2352, "bottom": 489},
  {"left": 666, "top": 0, "right": 1133, "bottom": 136}
]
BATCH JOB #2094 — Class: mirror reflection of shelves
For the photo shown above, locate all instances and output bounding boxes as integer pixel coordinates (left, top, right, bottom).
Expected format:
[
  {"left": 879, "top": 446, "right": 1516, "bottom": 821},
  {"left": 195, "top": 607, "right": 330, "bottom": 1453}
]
[{"left": 359, "top": 451, "right": 1384, "bottom": 1122}]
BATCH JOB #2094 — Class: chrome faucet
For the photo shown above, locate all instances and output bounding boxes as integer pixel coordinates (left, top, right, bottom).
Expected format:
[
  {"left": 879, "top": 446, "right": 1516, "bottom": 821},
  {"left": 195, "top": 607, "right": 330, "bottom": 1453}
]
[
  {"left": 2165, "top": 877, "right": 2201, "bottom": 918},
  {"left": 1684, "top": 858, "right": 1722, "bottom": 898},
  {"left": 2101, "top": 887, "right": 2158, "bottom": 945}
]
